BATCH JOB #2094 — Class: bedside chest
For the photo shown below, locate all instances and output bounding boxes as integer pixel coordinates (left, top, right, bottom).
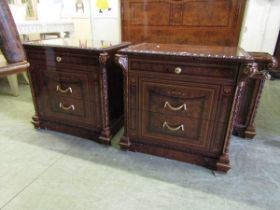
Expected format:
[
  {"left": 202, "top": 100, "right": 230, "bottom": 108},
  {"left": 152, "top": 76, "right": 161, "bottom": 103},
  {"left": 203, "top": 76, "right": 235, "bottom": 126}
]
[
  {"left": 24, "top": 39, "right": 130, "bottom": 144},
  {"left": 116, "top": 43, "right": 267, "bottom": 171}
]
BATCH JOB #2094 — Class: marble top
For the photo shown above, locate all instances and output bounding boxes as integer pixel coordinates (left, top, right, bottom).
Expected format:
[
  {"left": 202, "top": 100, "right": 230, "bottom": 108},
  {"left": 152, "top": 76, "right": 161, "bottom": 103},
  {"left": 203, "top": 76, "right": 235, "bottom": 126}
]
[{"left": 119, "top": 43, "right": 253, "bottom": 60}]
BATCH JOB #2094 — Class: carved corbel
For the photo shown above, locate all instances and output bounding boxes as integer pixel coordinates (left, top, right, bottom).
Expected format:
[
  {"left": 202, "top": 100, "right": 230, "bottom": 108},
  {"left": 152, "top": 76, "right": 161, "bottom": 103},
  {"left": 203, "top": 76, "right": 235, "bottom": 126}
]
[
  {"left": 115, "top": 54, "right": 128, "bottom": 74},
  {"left": 238, "top": 62, "right": 258, "bottom": 86},
  {"left": 268, "top": 56, "right": 278, "bottom": 69}
]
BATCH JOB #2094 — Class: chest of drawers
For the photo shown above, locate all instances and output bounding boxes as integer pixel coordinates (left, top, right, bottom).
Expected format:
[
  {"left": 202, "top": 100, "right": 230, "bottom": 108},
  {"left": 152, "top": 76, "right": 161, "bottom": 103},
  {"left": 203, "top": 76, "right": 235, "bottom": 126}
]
[
  {"left": 116, "top": 43, "right": 264, "bottom": 171},
  {"left": 24, "top": 39, "right": 130, "bottom": 144}
]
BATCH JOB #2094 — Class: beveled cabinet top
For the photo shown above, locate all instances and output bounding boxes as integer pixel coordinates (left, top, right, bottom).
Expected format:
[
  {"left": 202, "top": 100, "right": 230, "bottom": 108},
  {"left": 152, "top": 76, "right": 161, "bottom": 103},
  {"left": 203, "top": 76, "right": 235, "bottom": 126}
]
[
  {"left": 23, "top": 38, "right": 130, "bottom": 52},
  {"left": 119, "top": 43, "right": 253, "bottom": 61}
]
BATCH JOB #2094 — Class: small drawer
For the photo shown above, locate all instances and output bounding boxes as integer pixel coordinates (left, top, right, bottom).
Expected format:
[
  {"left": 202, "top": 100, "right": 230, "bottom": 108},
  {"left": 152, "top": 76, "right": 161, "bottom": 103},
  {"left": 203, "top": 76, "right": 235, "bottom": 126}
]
[
  {"left": 130, "top": 59, "right": 238, "bottom": 81},
  {"left": 25, "top": 47, "right": 99, "bottom": 69},
  {"left": 41, "top": 96, "right": 100, "bottom": 127},
  {"left": 140, "top": 111, "right": 212, "bottom": 151},
  {"left": 140, "top": 80, "right": 219, "bottom": 121},
  {"left": 41, "top": 69, "right": 100, "bottom": 102}
]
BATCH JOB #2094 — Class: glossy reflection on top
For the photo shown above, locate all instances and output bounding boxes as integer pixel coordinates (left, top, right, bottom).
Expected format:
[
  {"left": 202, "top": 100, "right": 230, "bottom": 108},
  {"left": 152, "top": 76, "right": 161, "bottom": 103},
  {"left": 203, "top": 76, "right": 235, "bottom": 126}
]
[
  {"left": 120, "top": 43, "right": 252, "bottom": 59},
  {"left": 23, "top": 38, "right": 123, "bottom": 50}
]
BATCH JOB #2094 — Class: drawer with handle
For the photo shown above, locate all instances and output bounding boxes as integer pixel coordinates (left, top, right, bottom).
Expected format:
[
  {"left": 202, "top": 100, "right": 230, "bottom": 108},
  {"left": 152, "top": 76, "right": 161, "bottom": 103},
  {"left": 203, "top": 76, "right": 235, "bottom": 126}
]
[
  {"left": 41, "top": 96, "right": 100, "bottom": 127},
  {"left": 140, "top": 80, "right": 219, "bottom": 121},
  {"left": 130, "top": 59, "right": 238, "bottom": 81},
  {"left": 41, "top": 69, "right": 99, "bottom": 102},
  {"left": 140, "top": 111, "right": 213, "bottom": 151}
]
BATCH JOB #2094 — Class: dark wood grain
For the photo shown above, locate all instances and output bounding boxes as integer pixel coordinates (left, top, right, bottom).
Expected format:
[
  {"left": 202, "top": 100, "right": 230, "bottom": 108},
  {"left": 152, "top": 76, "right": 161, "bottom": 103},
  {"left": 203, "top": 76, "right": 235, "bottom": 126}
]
[
  {"left": 24, "top": 42, "right": 130, "bottom": 144},
  {"left": 117, "top": 43, "right": 262, "bottom": 172},
  {"left": 121, "top": 0, "right": 247, "bottom": 46}
]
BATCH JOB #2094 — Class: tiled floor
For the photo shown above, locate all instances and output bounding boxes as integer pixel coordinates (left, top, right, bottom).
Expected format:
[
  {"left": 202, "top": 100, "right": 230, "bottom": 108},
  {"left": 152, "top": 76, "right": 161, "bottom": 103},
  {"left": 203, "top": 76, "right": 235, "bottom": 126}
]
[{"left": 0, "top": 79, "right": 280, "bottom": 210}]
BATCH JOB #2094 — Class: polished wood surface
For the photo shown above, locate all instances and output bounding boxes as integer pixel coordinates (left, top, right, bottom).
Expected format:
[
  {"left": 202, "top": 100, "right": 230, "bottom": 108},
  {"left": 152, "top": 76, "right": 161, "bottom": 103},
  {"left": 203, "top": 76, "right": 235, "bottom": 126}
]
[
  {"left": 24, "top": 41, "right": 130, "bottom": 144},
  {"left": 121, "top": 0, "right": 247, "bottom": 46},
  {"left": 116, "top": 43, "right": 260, "bottom": 171}
]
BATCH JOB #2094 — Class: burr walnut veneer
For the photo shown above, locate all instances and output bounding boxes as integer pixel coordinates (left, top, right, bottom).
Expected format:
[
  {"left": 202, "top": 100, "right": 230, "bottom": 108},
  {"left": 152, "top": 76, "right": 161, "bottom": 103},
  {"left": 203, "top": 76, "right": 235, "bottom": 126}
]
[
  {"left": 116, "top": 43, "right": 268, "bottom": 171},
  {"left": 121, "top": 0, "right": 247, "bottom": 46},
  {"left": 24, "top": 39, "right": 130, "bottom": 144}
]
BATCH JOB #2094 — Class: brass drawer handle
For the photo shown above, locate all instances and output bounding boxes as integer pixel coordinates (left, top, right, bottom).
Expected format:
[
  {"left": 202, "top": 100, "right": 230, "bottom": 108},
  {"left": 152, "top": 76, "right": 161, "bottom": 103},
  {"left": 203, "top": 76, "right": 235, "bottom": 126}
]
[
  {"left": 174, "top": 67, "right": 182, "bottom": 74},
  {"left": 164, "top": 101, "right": 187, "bottom": 111},
  {"left": 162, "top": 121, "right": 184, "bottom": 132},
  {"left": 59, "top": 102, "right": 75, "bottom": 111},
  {"left": 56, "top": 85, "right": 73, "bottom": 94},
  {"left": 56, "top": 56, "right": 62, "bottom": 62}
]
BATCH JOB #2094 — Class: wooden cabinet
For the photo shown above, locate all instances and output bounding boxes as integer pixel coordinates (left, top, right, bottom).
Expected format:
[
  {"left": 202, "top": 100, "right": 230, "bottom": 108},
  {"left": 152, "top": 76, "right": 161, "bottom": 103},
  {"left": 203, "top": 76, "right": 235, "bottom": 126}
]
[
  {"left": 116, "top": 43, "right": 264, "bottom": 171},
  {"left": 24, "top": 39, "right": 130, "bottom": 144},
  {"left": 121, "top": 0, "right": 247, "bottom": 46}
]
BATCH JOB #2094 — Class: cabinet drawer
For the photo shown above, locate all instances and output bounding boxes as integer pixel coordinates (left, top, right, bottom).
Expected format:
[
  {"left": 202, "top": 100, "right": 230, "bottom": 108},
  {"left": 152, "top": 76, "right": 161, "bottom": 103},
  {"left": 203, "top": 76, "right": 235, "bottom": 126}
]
[
  {"left": 140, "top": 80, "right": 219, "bottom": 121},
  {"left": 26, "top": 48, "right": 99, "bottom": 69},
  {"left": 140, "top": 111, "right": 213, "bottom": 151},
  {"left": 41, "top": 96, "right": 100, "bottom": 127},
  {"left": 131, "top": 59, "right": 238, "bottom": 81},
  {"left": 41, "top": 69, "right": 100, "bottom": 102}
]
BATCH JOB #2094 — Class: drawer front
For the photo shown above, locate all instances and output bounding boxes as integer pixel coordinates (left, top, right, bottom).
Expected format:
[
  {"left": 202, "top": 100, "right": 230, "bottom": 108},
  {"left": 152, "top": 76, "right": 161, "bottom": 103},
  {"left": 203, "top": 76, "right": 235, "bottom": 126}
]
[
  {"left": 141, "top": 80, "right": 219, "bottom": 121},
  {"left": 26, "top": 48, "right": 99, "bottom": 70},
  {"left": 40, "top": 95, "right": 101, "bottom": 127},
  {"left": 130, "top": 59, "right": 238, "bottom": 82},
  {"left": 41, "top": 69, "right": 100, "bottom": 102},
  {"left": 140, "top": 111, "right": 213, "bottom": 151}
]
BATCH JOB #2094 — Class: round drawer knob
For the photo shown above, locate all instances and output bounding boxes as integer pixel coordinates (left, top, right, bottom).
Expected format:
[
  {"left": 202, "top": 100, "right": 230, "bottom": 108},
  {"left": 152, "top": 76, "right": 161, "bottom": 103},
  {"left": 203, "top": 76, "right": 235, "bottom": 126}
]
[
  {"left": 56, "top": 56, "right": 62, "bottom": 62},
  {"left": 174, "top": 67, "right": 182, "bottom": 74}
]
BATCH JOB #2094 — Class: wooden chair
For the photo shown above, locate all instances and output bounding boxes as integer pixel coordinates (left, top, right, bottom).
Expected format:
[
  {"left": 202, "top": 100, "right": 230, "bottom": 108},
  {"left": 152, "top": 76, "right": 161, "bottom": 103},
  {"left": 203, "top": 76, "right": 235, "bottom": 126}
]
[{"left": 0, "top": 58, "right": 29, "bottom": 96}]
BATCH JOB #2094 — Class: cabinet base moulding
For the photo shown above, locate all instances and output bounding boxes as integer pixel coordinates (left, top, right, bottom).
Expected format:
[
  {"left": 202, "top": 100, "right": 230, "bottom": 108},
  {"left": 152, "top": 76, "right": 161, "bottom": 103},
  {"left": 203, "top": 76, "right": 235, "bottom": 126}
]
[{"left": 124, "top": 140, "right": 231, "bottom": 172}]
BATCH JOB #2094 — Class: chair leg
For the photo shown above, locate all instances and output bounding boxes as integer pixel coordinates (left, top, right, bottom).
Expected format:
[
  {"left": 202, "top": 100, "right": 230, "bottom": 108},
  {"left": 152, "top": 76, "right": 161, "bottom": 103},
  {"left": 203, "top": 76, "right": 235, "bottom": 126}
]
[
  {"left": 22, "top": 72, "right": 29, "bottom": 84},
  {"left": 7, "top": 74, "right": 19, "bottom": 96}
]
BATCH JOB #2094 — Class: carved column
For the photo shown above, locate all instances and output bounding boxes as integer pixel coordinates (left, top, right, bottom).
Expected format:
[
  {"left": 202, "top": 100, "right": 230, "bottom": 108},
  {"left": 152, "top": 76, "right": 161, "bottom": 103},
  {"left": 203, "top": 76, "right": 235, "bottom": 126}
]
[
  {"left": 217, "top": 62, "right": 258, "bottom": 171},
  {"left": 115, "top": 54, "right": 131, "bottom": 150},
  {"left": 98, "top": 53, "right": 111, "bottom": 144},
  {"left": 233, "top": 53, "right": 277, "bottom": 139}
]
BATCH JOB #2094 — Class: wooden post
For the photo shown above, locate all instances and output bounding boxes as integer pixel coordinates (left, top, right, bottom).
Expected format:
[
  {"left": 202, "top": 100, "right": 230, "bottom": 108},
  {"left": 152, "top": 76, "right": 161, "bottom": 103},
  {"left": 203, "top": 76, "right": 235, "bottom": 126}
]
[{"left": 0, "top": 0, "right": 26, "bottom": 63}]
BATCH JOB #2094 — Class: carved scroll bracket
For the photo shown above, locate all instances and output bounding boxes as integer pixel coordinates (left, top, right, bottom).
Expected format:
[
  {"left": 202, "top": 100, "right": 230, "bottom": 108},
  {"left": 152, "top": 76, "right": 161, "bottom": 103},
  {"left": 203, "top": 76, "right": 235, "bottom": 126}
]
[
  {"left": 115, "top": 54, "right": 128, "bottom": 74},
  {"left": 99, "top": 53, "right": 110, "bottom": 66},
  {"left": 269, "top": 56, "right": 278, "bottom": 69},
  {"left": 238, "top": 62, "right": 258, "bottom": 86}
]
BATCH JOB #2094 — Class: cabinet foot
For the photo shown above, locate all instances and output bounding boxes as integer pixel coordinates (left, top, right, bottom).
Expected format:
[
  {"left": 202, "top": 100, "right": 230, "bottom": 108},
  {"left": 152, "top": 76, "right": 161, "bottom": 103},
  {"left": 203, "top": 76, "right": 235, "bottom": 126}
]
[
  {"left": 216, "top": 154, "right": 231, "bottom": 172},
  {"left": 31, "top": 115, "right": 41, "bottom": 129},
  {"left": 119, "top": 136, "right": 130, "bottom": 150},
  {"left": 98, "top": 127, "right": 111, "bottom": 145},
  {"left": 244, "top": 126, "right": 256, "bottom": 139}
]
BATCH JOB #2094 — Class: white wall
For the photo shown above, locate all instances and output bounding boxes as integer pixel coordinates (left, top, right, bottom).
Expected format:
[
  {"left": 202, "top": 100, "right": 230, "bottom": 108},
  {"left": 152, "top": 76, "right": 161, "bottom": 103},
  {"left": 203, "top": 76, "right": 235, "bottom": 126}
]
[
  {"left": 90, "top": 0, "right": 121, "bottom": 43},
  {"left": 239, "top": 0, "right": 280, "bottom": 54}
]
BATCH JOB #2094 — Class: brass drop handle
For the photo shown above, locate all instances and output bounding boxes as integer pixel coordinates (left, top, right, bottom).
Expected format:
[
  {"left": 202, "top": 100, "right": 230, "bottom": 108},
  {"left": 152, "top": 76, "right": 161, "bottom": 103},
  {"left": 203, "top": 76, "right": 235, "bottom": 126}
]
[
  {"left": 174, "top": 67, "right": 182, "bottom": 74},
  {"left": 59, "top": 102, "right": 75, "bottom": 111},
  {"left": 56, "top": 85, "right": 73, "bottom": 94},
  {"left": 56, "top": 56, "right": 62, "bottom": 62},
  {"left": 164, "top": 101, "right": 187, "bottom": 111},
  {"left": 162, "top": 121, "right": 184, "bottom": 132}
]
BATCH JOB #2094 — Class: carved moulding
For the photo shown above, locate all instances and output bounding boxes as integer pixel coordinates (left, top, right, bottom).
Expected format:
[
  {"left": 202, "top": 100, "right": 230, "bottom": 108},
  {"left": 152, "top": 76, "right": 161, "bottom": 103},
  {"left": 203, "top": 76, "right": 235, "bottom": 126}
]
[
  {"left": 98, "top": 52, "right": 111, "bottom": 144},
  {"left": 115, "top": 54, "right": 131, "bottom": 149}
]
